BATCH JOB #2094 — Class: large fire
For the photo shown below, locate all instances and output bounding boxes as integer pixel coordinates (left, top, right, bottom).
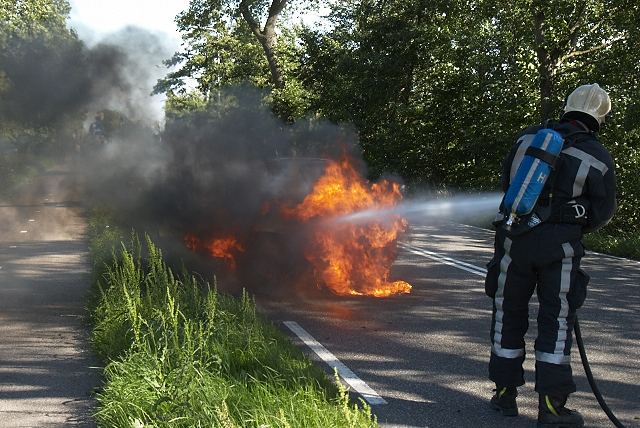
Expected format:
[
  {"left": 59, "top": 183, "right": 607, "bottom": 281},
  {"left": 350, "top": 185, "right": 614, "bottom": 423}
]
[
  {"left": 185, "top": 152, "right": 411, "bottom": 297},
  {"left": 282, "top": 154, "right": 411, "bottom": 297}
]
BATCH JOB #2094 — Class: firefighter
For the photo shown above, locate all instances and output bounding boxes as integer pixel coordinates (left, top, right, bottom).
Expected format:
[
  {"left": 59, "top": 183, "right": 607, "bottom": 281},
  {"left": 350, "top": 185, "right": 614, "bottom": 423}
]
[{"left": 485, "top": 83, "right": 617, "bottom": 427}]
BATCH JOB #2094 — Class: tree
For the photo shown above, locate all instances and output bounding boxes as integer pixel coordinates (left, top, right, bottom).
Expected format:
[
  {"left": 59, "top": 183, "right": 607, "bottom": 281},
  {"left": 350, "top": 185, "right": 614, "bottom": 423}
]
[
  {"left": 154, "top": 0, "right": 315, "bottom": 121},
  {"left": 481, "top": 0, "right": 640, "bottom": 233},
  {"left": 302, "top": 0, "right": 639, "bottom": 193},
  {"left": 0, "top": 0, "right": 88, "bottom": 153},
  {"left": 500, "top": 0, "right": 633, "bottom": 121},
  {"left": 155, "top": 16, "right": 270, "bottom": 95},
  {"left": 301, "top": 0, "right": 529, "bottom": 187},
  {"left": 239, "top": 0, "right": 288, "bottom": 89},
  {"left": 0, "top": 0, "right": 69, "bottom": 41},
  {"left": 160, "top": 0, "right": 640, "bottom": 235}
]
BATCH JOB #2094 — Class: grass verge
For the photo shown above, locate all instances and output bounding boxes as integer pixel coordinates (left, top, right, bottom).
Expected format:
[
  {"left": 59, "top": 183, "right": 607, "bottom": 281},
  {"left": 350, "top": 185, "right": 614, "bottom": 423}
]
[
  {"left": 582, "top": 228, "right": 640, "bottom": 260},
  {"left": 87, "top": 212, "right": 377, "bottom": 428},
  {"left": 462, "top": 213, "right": 640, "bottom": 261}
]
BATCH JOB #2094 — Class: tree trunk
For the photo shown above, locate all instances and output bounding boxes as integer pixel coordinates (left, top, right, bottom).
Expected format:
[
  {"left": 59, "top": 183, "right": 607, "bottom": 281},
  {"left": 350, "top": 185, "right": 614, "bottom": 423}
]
[
  {"left": 534, "top": 4, "right": 587, "bottom": 122},
  {"left": 534, "top": 8, "right": 555, "bottom": 122},
  {"left": 239, "top": 0, "right": 287, "bottom": 90}
]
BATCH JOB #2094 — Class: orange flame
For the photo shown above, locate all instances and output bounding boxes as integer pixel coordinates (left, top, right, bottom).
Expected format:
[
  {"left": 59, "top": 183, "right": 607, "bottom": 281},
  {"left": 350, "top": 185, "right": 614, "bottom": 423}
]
[
  {"left": 185, "top": 232, "right": 245, "bottom": 269},
  {"left": 284, "top": 154, "right": 411, "bottom": 297}
]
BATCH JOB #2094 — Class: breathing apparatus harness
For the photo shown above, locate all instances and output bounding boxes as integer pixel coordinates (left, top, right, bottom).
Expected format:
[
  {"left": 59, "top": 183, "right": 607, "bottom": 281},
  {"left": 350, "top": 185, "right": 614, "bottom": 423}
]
[
  {"left": 498, "top": 121, "right": 628, "bottom": 426},
  {"left": 497, "top": 121, "right": 591, "bottom": 235}
]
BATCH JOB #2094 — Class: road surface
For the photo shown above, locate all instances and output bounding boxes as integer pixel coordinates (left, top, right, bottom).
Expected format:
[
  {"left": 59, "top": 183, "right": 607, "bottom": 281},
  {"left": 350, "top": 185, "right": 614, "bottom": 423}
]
[
  {"left": 258, "top": 220, "right": 640, "bottom": 428},
  {"left": 0, "top": 165, "right": 100, "bottom": 427},
  {"left": 2, "top": 166, "right": 639, "bottom": 428}
]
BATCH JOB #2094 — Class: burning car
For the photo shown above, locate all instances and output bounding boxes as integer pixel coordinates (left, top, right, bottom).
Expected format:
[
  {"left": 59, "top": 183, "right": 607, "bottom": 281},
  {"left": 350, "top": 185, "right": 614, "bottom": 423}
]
[{"left": 183, "top": 152, "right": 412, "bottom": 298}]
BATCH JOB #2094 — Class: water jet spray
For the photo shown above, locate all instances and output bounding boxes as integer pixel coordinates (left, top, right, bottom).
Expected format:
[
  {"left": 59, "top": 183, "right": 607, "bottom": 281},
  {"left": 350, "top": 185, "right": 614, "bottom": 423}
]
[{"left": 329, "top": 192, "right": 503, "bottom": 226}]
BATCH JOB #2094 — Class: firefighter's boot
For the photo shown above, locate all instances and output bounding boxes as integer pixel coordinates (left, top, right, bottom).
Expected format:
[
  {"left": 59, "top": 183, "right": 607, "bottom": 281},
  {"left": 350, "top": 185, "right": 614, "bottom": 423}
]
[
  {"left": 490, "top": 386, "right": 518, "bottom": 416},
  {"left": 537, "top": 394, "right": 584, "bottom": 428}
]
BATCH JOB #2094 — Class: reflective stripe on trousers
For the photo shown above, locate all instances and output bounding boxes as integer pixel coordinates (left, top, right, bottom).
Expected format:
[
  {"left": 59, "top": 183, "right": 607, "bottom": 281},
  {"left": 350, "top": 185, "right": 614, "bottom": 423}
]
[
  {"left": 491, "top": 238, "right": 573, "bottom": 365},
  {"left": 535, "top": 242, "right": 574, "bottom": 364}
]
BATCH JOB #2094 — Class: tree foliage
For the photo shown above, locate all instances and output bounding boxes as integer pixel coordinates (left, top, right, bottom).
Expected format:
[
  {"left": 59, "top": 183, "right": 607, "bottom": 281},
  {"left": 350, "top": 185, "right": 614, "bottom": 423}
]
[
  {"left": 300, "top": 0, "right": 532, "bottom": 187},
  {"left": 0, "top": 0, "right": 87, "bottom": 153},
  {"left": 155, "top": 17, "right": 270, "bottom": 95},
  {"left": 154, "top": 0, "right": 317, "bottom": 122},
  {"left": 301, "top": 0, "right": 639, "bottom": 203},
  {"left": 0, "top": 0, "right": 69, "bottom": 39},
  {"left": 161, "top": 0, "right": 639, "bottom": 234}
]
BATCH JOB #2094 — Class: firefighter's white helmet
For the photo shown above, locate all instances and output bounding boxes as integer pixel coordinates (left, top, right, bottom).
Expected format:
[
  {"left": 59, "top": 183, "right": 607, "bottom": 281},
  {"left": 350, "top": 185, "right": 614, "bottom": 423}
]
[{"left": 564, "top": 83, "right": 611, "bottom": 127}]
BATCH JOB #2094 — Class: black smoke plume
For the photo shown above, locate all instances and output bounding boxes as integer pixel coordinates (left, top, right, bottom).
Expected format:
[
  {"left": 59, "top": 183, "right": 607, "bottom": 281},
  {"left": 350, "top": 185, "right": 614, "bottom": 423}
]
[
  {"left": 4, "top": 23, "right": 377, "bottom": 296},
  {"left": 81, "top": 86, "right": 365, "bottom": 296},
  {"left": 1, "top": 25, "right": 173, "bottom": 143}
]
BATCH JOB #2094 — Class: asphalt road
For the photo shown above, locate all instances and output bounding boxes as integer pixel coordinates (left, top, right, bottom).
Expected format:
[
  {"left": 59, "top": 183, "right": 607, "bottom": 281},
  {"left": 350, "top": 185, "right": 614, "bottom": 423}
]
[
  {"left": 0, "top": 165, "right": 100, "bottom": 427},
  {"left": 2, "top": 166, "right": 639, "bottom": 428},
  {"left": 257, "top": 220, "right": 640, "bottom": 428}
]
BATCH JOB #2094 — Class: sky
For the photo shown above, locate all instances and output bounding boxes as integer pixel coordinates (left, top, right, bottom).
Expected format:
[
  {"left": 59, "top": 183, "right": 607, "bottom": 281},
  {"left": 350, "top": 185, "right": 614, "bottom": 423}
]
[
  {"left": 65, "top": 0, "right": 328, "bottom": 123},
  {"left": 67, "top": 0, "right": 193, "bottom": 123},
  {"left": 68, "top": 0, "right": 191, "bottom": 48},
  {"left": 67, "top": 0, "right": 329, "bottom": 48}
]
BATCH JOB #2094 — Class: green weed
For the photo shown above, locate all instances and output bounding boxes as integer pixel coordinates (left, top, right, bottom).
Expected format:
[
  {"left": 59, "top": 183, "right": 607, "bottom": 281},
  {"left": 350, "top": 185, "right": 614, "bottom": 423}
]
[
  {"left": 89, "top": 234, "right": 376, "bottom": 427},
  {"left": 583, "top": 228, "right": 640, "bottom": 260}
]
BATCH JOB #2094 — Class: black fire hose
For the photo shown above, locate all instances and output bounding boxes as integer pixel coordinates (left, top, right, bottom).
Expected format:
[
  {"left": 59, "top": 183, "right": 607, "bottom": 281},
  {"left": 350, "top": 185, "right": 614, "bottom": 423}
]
[{"left": 574, "top": 315, "right": 627, "bottom": 428}]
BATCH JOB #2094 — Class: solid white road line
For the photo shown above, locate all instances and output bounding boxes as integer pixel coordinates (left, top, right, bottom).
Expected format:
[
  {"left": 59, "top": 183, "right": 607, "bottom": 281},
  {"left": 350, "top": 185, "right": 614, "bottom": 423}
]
[
  {"left": 400, "top": 243, "right": 487, "bottom": 277},
  {"left": 283, "top": 321, "right": 388, "bottom": 405}
]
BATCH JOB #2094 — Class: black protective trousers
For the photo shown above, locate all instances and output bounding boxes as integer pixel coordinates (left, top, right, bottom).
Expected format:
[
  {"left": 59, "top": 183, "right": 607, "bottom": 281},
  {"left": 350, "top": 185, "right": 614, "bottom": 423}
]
[{"left": 486, "top": 222, "right": 589, "bottom": 396}]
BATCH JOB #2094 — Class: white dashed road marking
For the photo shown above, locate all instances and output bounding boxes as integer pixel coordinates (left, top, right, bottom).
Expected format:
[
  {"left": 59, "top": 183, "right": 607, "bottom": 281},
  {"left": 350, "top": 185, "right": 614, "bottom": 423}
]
[
  {"left": 400, "top": 243, "right": 487, "bottom": 277},
  {"left": 284, "top": 321, "right": 388, "bottom": 405}
]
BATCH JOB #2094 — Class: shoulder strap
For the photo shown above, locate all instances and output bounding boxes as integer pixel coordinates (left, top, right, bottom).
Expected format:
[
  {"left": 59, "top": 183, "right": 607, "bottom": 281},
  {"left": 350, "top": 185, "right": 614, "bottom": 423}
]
[
  {"left": 500, "top": 125, "right": 594, "bottom": 235},
  {"left": 532, "top": 129, "right": 592, "bottom": 222},
  {"left": 546, "top": 119, "right": 594, "bottom": 148},
  {"left": 561, "top": 130, "right": 594, "bottom": 148}
]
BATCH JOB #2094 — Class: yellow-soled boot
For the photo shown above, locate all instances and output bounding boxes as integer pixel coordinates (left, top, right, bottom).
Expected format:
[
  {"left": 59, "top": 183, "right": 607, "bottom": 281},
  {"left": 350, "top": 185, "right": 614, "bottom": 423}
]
[
  {"left": 490, "top": 386, "right": 518, "bottom": 416},
  {"left": 537, "top": 395, "right": 584, "bottom": 428}
]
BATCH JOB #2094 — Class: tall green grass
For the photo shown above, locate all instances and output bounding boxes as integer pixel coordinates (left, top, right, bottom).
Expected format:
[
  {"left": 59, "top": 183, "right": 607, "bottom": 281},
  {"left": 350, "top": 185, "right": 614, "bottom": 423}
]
[
  {"left": 462, "top": 213, "right": 640, "bottom": 261},
  {"left": 88, "top": 233, "right": 377, "bottom": 427},
  {"left": 583, "top": 228, "right": 640, "bottom": 260}
]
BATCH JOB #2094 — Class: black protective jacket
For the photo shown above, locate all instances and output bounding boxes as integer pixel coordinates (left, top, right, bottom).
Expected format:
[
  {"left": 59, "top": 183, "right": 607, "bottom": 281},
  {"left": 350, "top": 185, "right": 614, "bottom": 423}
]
[{"left": 500, "top": 120, "right": 617, "bottom": 234}]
